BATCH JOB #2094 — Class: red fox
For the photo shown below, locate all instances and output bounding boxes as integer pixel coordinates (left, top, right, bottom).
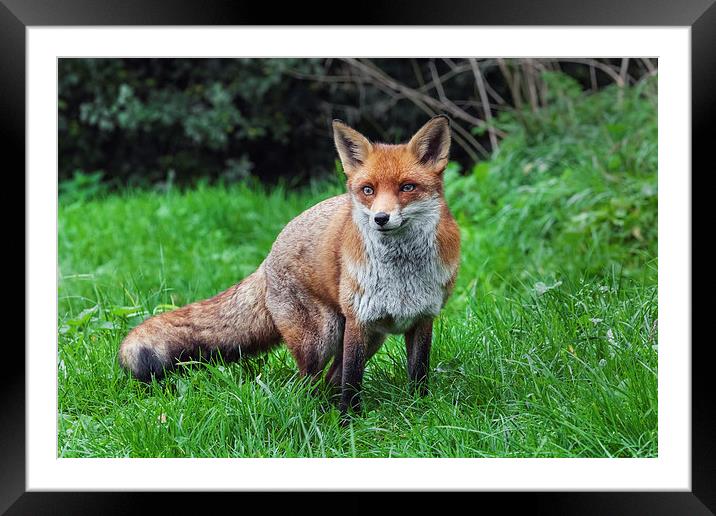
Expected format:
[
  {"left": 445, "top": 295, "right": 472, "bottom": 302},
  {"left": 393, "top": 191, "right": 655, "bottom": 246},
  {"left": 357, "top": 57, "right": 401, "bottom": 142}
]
[{"left": 119, "top": 116, "right": 461, "bottom": 414}]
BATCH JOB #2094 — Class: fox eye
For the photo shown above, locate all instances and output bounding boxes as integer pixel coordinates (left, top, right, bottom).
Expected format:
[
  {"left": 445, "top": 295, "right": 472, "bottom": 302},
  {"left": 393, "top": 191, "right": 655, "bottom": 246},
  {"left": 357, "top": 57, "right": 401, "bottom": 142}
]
[
  {"left": 400, "top": 184, "right": 416, "bottom": 192},
  {"left": 362, "top": 186, "right": 374, "bottom": 195}
]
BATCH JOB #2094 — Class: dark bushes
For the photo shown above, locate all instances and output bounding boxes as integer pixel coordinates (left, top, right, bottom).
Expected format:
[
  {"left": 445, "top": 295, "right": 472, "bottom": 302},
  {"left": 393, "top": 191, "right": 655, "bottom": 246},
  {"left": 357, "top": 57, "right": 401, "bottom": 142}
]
[{"left": 59, "top": 58, "right": 654, "bottom": 188}]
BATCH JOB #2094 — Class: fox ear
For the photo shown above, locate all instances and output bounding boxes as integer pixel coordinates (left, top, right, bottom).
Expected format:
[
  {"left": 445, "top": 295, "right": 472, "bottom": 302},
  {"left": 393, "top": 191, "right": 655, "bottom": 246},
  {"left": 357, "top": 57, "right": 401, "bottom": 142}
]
[
  {"left": 333, "top": 120, "right": 373, "bottom": 175},
  {"left": 408, "top": 115, "right": 451, "bottom": 171}
]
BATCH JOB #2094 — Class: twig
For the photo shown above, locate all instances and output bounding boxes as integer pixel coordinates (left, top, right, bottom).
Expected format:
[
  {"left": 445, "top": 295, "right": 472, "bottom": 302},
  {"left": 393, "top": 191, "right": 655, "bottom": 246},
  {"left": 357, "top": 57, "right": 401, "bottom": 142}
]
[
  {"left": 428, "top": 61, "right": 449, "bottom": 104},
  {"left": 469, "top": 58, "right": 499, "bottom": 153},
  {"left": 416, "top": 63, "right": 471, "bottom": 93},
  {"left": 641, "top": 58, "right": 657, "bottom": 74},
  {"left": 522, "top": 59, "right": 540, "bottom": 113},
  {"left": 410, "top": 58, "right": 425, "bottom": 88},
  {"left": 617, "top": 58, "right": 630, "bottom": 104},
  {"left": 484, "top": 79, "right": 508, "bottom": 106},
  {"left": 498, "top": 58, "right": 523, "bottom": 110},
  {"left": 439, "top": 58, "right": 459, "bottom": 71},
  {"left": 558, "top": 58, "right": 623, "bottom": 85},
  {"left": 619, "top": 58, "right": 630, "bottom": 87}
]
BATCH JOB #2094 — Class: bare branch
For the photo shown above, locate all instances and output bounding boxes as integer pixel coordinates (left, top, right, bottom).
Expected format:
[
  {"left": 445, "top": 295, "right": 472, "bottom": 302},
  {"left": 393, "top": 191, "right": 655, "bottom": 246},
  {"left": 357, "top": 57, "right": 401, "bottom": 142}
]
[
  {"left": 641, "top": 58, "right": 657, "bottom": 74},
  {"left": 341, "top": 58, "right": 505, "bottom": 139},
  {"left": 416, "top": 59, "right": 507, "bottom": 104},
  {"left": 522, "top": 59, "right": 540, "bottom": 113},
  {"left": 428, "top": 61, "right": 449, "bottom": 104},
  {"left": 484, "top": 79, "right": 508, "bottom": 106},
  {"left": 619, "top": 58, "right": 630, "bottom": 87},
  {"left": 441, "top": 57, "right": 460, "bottom": 71},
  {"left": 498, "top": 58, "right": 523, "bottom": 110},
  {"left": 559, "top": 58, "right": 623, "bottom": 85},
  {"left": 469, "top": 58, "right": 499, "bottom": 152},
  {"left": 417, "top": 63, "right": 471, "bottom": 93},
  {"left": 410, "top": 58, "right": 425, "bottom": 88}
]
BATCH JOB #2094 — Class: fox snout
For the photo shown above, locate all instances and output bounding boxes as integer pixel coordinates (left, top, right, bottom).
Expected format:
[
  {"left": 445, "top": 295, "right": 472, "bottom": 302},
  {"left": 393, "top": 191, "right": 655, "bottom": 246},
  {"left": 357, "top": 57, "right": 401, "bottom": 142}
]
[
  {"left": 374, "top": 212, "right": 390, "bottom": 226},
  {"left": 366, "top": 193, "right": 403, "bottom": 231},
  {"left": 368, "top": 208, "right": 403, "bottom": 232}
]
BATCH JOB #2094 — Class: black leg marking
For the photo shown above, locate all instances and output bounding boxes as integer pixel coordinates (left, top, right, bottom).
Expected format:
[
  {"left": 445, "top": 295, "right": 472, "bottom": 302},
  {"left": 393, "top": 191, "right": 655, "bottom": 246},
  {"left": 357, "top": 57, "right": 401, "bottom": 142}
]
[
  {"left": 405, "top": 320, "right": 433, "bottom": 397},
  {"left": 340, "top": 321, "right": 366, "bottom": 416}
]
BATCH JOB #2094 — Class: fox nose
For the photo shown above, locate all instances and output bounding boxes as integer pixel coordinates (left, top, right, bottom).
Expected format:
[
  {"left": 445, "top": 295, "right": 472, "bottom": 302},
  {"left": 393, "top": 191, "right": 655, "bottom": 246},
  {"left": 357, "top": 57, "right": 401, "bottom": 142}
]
[{"left": 374, "top": 212, "right": 390, "bottom": 226}]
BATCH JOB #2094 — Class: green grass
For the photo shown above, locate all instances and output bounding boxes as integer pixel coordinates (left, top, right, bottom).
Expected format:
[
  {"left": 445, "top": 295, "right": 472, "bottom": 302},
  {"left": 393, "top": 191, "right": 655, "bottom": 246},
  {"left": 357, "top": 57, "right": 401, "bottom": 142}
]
[{"left": 58, "top": 79, "right": 657, "bottom": 457}]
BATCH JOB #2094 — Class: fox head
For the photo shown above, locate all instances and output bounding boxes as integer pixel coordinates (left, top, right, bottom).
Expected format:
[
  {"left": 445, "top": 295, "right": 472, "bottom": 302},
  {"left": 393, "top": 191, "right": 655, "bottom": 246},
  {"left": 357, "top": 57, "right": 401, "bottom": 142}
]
[{"left": 333, "top": 116, "right": 451, "bottom": 235}]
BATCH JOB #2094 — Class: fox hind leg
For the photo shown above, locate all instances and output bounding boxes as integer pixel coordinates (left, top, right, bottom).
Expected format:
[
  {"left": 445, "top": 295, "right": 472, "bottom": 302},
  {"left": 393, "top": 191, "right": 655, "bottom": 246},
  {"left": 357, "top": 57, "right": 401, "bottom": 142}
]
[
  {"left": 268, "top": 295, "right": 344, "bottom": 380},
  {"left": 283, "top": 313, "right": 344, "bottom": 379}
]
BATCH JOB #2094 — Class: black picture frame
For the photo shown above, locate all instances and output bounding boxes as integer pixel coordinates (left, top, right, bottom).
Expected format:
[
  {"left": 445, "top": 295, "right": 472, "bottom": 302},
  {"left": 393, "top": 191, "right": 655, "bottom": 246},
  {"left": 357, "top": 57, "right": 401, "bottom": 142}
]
[{"left": 6, "top": 0, "right": 710, "bottom": 513}]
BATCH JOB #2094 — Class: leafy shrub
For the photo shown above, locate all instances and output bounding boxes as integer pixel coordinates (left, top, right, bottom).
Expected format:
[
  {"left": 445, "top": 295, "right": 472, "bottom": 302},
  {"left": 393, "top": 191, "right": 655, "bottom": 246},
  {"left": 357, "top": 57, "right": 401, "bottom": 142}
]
[
  {"left": 445, "top": 75, "right": 657, "bottom": 294},
  {"left": 59, "top": 170, "right": 108, "bottom": 203},
  {"left": 60, "top": 59, "right": 332, "bottom": 186}
]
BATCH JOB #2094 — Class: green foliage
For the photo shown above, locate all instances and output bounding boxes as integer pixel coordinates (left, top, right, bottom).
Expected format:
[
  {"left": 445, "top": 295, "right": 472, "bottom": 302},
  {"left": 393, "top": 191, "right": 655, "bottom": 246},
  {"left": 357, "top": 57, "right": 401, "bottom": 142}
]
[
  {"left": 445, "top": 77, "right": 657, "bottom": 293},
  {"left": 59, "top": 170, "right": 108, "bottom": 203},
  {"left": 58, "top": 79, "right": 657, "bottom": 458},
  {"left": 60, "top": 59, "right": 329, "bottom": 185}
]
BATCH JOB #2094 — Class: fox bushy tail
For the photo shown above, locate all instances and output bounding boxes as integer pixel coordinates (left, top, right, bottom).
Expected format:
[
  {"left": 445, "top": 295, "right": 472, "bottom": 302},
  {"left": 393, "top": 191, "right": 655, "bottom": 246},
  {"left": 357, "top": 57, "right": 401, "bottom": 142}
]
[{"left": 118, "top": 266, "right": 280, "bottom": 382}]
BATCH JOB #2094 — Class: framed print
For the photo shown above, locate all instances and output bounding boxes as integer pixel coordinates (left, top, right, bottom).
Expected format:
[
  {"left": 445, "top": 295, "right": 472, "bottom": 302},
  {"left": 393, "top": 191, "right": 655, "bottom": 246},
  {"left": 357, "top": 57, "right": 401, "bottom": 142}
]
[{"left": 6, "top": 0, "right": 712, "bottom": 513}]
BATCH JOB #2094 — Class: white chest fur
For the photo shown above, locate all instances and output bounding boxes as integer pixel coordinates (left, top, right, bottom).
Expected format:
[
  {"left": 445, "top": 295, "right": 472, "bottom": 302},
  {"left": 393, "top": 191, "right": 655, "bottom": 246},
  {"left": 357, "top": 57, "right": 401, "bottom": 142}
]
[{"left": 347, "top": 198, "right": 454, "bottom": 334}]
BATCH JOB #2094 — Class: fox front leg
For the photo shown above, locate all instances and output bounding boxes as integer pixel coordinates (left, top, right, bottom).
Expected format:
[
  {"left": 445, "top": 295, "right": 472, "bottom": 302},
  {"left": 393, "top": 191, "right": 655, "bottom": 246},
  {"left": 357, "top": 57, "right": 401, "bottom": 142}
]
[
  {"left": 339, "top": 318, "right": 367, "bottom": 417},
  {"left": 405, "top": 319, "right": 433, "bottom": 396}
]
